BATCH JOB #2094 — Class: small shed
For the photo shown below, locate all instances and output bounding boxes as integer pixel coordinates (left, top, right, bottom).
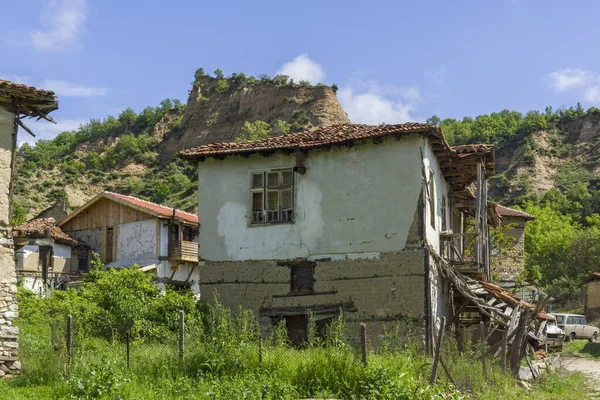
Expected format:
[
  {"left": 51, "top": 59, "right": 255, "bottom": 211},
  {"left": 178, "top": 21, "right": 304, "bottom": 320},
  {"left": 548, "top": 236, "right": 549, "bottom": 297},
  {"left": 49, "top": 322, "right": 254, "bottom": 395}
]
[
  {"left": 585, "top": 272, "right": 600, "bottom": 320},
  {"left": 13, "top": 218, "right": 90, "bottom": 292}
]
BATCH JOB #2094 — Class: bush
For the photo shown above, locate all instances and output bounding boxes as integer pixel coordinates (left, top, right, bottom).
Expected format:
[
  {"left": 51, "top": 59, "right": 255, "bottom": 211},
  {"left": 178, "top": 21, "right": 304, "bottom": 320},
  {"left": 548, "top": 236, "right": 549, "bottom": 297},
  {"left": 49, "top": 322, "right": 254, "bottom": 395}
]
[
  {"left": 236, "top": 121, "right": 272, "bottom": 142},
  {"left": 213, "top": 79, "right": 229, "bottom": 94}
]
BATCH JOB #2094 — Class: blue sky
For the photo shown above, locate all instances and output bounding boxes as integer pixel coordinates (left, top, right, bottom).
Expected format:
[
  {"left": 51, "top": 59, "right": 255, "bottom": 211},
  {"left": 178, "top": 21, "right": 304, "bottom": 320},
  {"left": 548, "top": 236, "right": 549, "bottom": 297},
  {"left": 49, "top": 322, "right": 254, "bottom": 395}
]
[{"left": 2, "top": 0, "right": 600, "bottom": 141}]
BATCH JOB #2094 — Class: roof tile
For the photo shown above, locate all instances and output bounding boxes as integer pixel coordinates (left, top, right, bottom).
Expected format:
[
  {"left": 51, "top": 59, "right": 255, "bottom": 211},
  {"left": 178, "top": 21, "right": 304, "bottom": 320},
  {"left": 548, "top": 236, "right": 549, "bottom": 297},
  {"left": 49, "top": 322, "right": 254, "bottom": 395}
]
[
  {"left": 104, "top": 192, "right": 198, "bottom": 224},
  {"left": 14, "top": 218, "right": 79, "bottom": 246}
]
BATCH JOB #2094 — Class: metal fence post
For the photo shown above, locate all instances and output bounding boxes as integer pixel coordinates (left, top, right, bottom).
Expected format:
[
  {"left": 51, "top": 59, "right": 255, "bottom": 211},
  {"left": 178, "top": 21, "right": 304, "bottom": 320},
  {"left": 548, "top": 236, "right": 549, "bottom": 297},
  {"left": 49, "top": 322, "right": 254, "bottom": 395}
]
[
  {"left": 430, "top": 316, "right": 446, "bottom": 384},
  {"left": 360, "top": 323, "right": 368, "bottom": 366},
  {"left": 179, "top": 310, "right": 185, "bottom": 366},
  {"left": 258, "top": 336, "right": 263, "bottom": 372},
  {"left": 126, "top": 328, "right": 131, "bottom": 369},
  {"left": 66, "top": 314, "right": 73, "bottom": 371},
  {"left": 480, "top": 321, "right": 487, "bottom": 378}
]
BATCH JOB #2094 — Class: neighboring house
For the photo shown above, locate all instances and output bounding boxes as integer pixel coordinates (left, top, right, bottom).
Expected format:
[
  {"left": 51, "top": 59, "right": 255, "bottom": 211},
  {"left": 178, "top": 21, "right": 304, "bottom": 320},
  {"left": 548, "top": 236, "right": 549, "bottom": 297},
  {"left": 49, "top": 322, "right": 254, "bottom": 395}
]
[
  {"left": 0, "top": 80, "right": 58, "bottom": 377},
  {"left": 13, "top": 218, "right": 90, "bottom": 293},
  {"left": 181, "top": 123, "right": 496, "bottom": 348},
  {"left": 492, "top": 205, "right": 536, "bottom": 283},
  {"left": 585, "top": 272, "right": 600, "bottom": 320},
  {"left": 58, "top": 192, "right": 200, "bottom": 288},
  {"left": 33, "top": 201, "right": 69, "bottom": 224}
]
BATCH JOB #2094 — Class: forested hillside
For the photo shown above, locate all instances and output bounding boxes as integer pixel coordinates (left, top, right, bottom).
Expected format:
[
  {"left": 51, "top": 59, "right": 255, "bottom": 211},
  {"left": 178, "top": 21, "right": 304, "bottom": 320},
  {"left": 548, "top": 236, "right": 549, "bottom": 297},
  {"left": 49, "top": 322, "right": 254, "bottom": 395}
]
[
  {"left": 436, "top": 105, "right": 600, "bottom": 304},
  {"left": 12, "top": 68, "right": 600, "bottom": 305}
]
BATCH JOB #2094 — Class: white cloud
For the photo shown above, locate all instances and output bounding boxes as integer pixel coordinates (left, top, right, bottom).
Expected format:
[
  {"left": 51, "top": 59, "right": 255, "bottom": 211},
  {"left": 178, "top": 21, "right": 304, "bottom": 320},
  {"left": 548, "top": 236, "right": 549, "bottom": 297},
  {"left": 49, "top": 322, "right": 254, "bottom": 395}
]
[
  {"left": 277, "top": 54, "right": 325, "bottom": 83},
  {"left": 546, "top": 68, "right": 600, "bottom": 104},
  {"left": 546, "top": 68, "right": 592, "bottom": 92},
  {"left": 29, "top": 0, "right": 87, "bottom": 51},
  {"left": 277, "top": 55, "right": 421, "bottom": 124},
  {"left": 41, "top": 79, "right": 108, "bottom": 97},
  {"left": 338, "top": 82, "right": 421, "bottom": 124},
  {"left": 19, "top": 118, "right": 86, "bottom": 143}
]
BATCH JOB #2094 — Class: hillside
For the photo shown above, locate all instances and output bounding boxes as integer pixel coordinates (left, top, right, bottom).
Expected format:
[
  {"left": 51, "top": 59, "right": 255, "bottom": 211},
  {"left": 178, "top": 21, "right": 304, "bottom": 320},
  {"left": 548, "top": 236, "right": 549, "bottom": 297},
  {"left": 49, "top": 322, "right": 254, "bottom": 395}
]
[
  {"left": 11, "top": 69, "right": 348, "bottom": 220},
  {"left": 158, "top": 69, "right": 349, "bottom": 163}
]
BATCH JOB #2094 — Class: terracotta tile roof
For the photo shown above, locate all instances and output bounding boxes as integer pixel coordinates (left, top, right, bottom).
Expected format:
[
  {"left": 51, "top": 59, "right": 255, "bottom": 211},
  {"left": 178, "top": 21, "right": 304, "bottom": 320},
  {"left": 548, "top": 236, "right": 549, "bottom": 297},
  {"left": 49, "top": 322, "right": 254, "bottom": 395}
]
[
  {"left": 0, "top": 79, "right": 58, "bottom": 119},
  {"left": 0, "top": 80, "right": 56, "bottom": 98},
  {"left": 496, "top": 205, "right": 536, "bottom": 221},
  {"left": 180, "top": 123, "right": 447, "bottom": 159},
  {"left": 585, "top": 272, "right": 600, "bottom": 283},
  {"left": 451, "top": 143, "right": 496, "bottom": 156},
  {"left": 14, "top": 218, "right": 79, "bottom": 246},
  {"left": 104, "top": 192, "right": 198, "bottom": 224}
]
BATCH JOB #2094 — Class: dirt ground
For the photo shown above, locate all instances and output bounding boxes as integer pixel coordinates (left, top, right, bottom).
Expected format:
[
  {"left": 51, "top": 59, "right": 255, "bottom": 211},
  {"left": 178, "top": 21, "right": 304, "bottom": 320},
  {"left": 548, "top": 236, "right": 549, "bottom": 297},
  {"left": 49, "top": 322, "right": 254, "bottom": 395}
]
[{"left": 561, "top": 356, "right": 600, "bottom": 392}]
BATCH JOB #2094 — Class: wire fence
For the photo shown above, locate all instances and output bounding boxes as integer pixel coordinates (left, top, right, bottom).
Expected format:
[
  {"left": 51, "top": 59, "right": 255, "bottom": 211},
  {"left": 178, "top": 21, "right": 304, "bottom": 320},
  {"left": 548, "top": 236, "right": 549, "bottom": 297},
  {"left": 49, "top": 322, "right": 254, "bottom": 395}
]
[{"left": 49, "top": 311, "right": 390, "bottom": 379}]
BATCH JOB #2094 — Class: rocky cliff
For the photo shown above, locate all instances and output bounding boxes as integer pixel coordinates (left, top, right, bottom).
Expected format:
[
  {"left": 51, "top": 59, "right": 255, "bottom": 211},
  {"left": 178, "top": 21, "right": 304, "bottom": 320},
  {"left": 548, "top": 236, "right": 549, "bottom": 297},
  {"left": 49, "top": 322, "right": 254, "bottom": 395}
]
[{"left": 158, "top": 75, "right": 349, "bottom": 163}]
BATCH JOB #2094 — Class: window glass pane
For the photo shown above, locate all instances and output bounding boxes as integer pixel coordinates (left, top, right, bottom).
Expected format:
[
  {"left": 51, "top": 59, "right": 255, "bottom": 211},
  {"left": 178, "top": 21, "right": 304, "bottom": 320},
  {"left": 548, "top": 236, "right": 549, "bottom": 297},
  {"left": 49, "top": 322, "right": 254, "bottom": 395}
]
[
  {"left": 252, "top": 192, "right": 263, "bottom": 211},
  {"left": 267, "top": 172, "right": 279, "bottom": 188},
  {"left": 555, "top": 315, "right": 564, "bottom": 324},
  {"left": 583, "top": 317, "right": 588, "bottom": 325},
  {"left": 281, "top": 170, "right": 293, "bottom": 186},
  {"left": 252, "top": 173, "right": 264, "bottom": 189},
  {"left": 267, "top": 191, "right": 279, "bottom": 210},
  {"left": 567, "top": 316, "right": 574, "bottom": 324},
  {"left": 281, "top": 190, "right": 292, "bottom": 209}
]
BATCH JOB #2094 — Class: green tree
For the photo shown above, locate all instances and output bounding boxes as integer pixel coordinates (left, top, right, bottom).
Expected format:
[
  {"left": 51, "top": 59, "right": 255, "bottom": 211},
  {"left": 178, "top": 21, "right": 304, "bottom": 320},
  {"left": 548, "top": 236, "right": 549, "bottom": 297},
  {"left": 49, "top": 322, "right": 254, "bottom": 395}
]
[
  {"left": 236, "top": 121, "right": 272, "bottom": 142},
  {"left": 11, "top": 203, "right": 27, "bottom": 226}
]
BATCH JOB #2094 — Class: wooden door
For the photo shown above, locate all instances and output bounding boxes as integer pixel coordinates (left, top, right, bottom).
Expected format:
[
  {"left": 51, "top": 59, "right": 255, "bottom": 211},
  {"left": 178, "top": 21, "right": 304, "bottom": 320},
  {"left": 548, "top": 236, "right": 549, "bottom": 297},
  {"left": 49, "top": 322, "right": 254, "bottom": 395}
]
[{"left": 105, "top": 227, "right": 114, "bottom": 263}]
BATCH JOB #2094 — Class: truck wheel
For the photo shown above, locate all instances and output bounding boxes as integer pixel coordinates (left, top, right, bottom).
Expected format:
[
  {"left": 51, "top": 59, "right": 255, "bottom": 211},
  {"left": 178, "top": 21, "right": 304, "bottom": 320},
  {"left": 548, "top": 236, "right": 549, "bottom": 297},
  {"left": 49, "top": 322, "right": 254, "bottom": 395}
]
[{"left": 590, "top": 332, "right": 598, "bottom": 343}]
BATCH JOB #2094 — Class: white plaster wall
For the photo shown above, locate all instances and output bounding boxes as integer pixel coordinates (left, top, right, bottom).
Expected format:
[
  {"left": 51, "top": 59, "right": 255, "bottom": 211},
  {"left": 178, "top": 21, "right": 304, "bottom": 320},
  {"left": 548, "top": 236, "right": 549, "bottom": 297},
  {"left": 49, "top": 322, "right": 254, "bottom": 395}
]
[
  {"left": 0, "top": 108, "right": 15, "bottom": 228},
  {"left": 53, "top": 243, "right": 72, "bottom": 259},
  {"left": 198, "top": 135, "right": 425, "bottom": 261},
  {"left": 116, "top": 220, "right": 157, "bottom": 263},
  {"left": 422, "top": 141, "right": 450, "bottom": 254}
]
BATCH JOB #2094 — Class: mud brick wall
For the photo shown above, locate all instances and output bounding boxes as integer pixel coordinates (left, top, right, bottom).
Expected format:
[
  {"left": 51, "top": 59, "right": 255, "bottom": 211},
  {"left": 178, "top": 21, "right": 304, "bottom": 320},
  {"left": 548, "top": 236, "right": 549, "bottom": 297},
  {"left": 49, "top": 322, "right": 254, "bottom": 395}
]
[
  {"left": 199, "top": 250, "right": 428, "bottom": 341},
  {"left": 585, "top": 281, "right": 600, "bottom": 321}
]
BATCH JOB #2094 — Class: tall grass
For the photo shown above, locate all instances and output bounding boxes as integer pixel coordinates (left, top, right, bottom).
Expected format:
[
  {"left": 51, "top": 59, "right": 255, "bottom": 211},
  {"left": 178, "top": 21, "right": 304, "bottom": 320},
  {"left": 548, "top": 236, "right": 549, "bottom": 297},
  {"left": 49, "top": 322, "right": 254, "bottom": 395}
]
[{"left": 1, "top": 289, "right": 592, "bottom": 399}]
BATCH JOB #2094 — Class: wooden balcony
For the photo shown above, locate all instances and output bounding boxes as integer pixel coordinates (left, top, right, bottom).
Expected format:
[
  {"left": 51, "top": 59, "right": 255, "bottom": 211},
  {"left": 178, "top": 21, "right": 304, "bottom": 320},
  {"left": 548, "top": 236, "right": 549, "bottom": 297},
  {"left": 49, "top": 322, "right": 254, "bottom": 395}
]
[
  {"left": 168, "top": 240, "right": 198, "bottom": 262},
  {"left": 440, "top": 232, "right": 488, "bottom": 279}
]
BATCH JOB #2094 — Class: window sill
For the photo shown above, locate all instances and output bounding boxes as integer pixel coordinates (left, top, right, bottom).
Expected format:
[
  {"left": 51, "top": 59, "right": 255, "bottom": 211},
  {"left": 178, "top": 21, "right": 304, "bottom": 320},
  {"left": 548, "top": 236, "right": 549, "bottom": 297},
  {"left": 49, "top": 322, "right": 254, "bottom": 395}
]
[
  {"left": 248, "top": 220, "right": 295, "bottom": 228},
  {"left": 272, "top": 290, "right": 337, "bottom": 298}
]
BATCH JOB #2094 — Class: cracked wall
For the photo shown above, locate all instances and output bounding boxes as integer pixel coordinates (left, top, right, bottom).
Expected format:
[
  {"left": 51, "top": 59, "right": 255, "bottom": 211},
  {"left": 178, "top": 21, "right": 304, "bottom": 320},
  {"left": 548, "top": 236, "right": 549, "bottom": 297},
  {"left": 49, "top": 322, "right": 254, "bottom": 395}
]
[
  {"left": 116, "top": 220, "right": 157, "bottom": 263},
  {"left": 198, "top": 135, "right": 424, "bottom": 261},
  {"left": 200, "top": 250, "right": 427, "bottom": 338}
]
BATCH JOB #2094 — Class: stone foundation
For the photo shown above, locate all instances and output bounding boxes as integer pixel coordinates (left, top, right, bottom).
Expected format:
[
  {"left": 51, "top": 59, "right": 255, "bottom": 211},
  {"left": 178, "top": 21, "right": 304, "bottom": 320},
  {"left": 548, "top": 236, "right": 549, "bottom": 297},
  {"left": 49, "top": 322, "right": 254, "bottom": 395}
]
[{"left": 0, "top": 276, "right": 19, "bottom": 378}]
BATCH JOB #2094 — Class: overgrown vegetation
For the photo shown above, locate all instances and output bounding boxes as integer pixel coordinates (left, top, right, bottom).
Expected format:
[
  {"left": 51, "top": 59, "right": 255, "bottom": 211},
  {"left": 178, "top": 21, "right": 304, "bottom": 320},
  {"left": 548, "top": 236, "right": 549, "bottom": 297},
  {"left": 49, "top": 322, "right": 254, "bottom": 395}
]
[
  {"left": 434, "top": 105, "right": 600, "bottom": 308},
  {"left": 1, "top": 265, "right": 590, "bottom": 399},
  {"left": 235, "top": 119, "right": 291, "bottom": 142}
]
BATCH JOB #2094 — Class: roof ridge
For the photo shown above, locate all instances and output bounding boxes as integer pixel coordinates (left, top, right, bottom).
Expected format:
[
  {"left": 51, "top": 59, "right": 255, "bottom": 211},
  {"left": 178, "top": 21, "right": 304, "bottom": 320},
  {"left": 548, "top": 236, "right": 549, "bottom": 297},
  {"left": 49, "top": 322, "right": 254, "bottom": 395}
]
[{"left": 103, "top": 191, "right": 197, "bottom": 218}]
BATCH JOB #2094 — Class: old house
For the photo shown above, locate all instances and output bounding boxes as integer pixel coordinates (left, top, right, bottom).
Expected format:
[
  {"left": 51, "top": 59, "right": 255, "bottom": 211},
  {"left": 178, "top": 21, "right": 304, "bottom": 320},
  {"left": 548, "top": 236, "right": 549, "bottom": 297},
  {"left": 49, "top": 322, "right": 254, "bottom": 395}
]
[
  {"left": 58, "top": 191, "right": 199, "bottom": 287},
  {"left": 0, "top": 80, "right": 58, "bottom": 377},
  {"left": 13, "top": 218, "right": 90, "bottom": 293},
  {"left": 181, "top": 123, "right": 496, "bottom": 348},
  {"left": 584, "top": 272, "right": 600, "bottom": 321},
  {"left": 493, "top": 205, "right": 535, "bottom": 283}
]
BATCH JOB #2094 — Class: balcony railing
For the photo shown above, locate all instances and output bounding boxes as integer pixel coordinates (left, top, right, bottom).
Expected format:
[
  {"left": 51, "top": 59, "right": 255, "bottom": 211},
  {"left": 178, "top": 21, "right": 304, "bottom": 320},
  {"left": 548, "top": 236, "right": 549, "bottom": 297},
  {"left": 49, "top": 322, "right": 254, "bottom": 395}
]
[
  {"left": 168, "top": 240, "right": 198, "bottom": 262},
  {"left": 440, "top": 232, "right": 487, "bottom": 276}
]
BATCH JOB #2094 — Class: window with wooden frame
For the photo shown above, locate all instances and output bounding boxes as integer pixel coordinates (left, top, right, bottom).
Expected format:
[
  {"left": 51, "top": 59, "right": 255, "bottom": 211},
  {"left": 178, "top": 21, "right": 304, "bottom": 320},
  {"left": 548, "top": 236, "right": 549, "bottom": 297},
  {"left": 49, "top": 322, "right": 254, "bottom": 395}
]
[
  {"left": 428, "top": 170, "right": 436, "bottom": 229},
  {"left": 170, "top": 224, "right": 179, "bottom": 243},
  {"left": 182, "top": 226, "right": 196, "bottom": 241},
  {"left": 250, "top": 169, "right": 294, "bottom": 224},
  {"left": 290, "top": 265, "right": 314, "bottom": 294}
]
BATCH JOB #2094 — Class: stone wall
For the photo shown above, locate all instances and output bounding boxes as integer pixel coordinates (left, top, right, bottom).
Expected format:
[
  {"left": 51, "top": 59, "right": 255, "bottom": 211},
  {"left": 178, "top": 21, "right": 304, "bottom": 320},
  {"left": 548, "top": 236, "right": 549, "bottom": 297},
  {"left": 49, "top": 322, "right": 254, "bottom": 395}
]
[
  {"left": 0, "top": 278, "right": 19, "bottom": 378},
  {"left": 492, "top": 216, "right": 526, "bottom": 281},
  {"left": 0, "top": 108, "right": 18, "bottom": 378}
]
